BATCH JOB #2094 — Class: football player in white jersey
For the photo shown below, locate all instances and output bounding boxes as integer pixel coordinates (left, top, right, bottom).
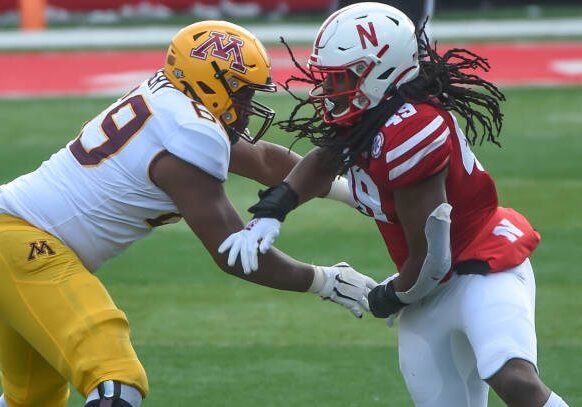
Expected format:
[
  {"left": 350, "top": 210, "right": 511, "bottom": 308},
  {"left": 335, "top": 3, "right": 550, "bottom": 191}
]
[
  {"left": 220, "top": 4, "right": 569, "bottom": 407},
  {"left": 0, "top": 21, "right": 376, "bottom": 407}
]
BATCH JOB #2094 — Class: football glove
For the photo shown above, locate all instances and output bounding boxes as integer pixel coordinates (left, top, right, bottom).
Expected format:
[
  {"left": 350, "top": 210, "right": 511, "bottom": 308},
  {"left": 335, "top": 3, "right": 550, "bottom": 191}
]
[
  {"left": 218, "top": 218, "right": 281, "bottom": 274},
  {"left": 380, "top": 273, "right": 401, "bottom": 327},
  {"left": 368, "top": 279, "right": 407, "bottom": 319},
  {"left": 310, "top": 262, "right": 378, "bottom": 318}
]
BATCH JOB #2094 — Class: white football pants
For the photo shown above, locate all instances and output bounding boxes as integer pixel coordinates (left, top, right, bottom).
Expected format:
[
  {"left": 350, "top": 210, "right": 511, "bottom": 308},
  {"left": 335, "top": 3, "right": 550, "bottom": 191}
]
[{"left": 398, "top": 259, "right": 537, "bottom": 407}]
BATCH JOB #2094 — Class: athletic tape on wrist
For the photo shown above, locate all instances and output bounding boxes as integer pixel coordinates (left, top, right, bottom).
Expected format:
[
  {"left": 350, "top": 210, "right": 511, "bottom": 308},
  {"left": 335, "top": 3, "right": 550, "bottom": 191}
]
[{"left": 308, "top": 265, "right": 326, "bottom": 293}]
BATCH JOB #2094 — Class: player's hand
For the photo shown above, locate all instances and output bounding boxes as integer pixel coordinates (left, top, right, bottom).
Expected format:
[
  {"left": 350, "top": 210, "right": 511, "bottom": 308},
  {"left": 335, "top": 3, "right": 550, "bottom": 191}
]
[
  {"left": 368, "top": 277, "right": 407, "bottom": 319},
  {"left": 380, "top": 273, "right": 401, "bottom": 327},
  {"left": 310, "top": 262, "right": 378, "bottom": 318},
  {"left": 218, "top": 218, "right": 281, "bottom": 274}
]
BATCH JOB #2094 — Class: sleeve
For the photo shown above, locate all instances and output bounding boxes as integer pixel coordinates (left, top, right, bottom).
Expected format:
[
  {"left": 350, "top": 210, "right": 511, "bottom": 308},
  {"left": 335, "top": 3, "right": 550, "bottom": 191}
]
[
  {"left": 164, "top": 119, "right": 231, "bottom": 182},
  {"left": 383, "top": 108, "right": 452, "bottom": 189}
]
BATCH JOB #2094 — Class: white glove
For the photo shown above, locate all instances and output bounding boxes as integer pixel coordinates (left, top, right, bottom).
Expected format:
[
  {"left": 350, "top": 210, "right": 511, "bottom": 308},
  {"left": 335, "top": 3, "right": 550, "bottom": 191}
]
[
  {"left": 218, "top": 218, "right": 281, "bottom": 275},
  {"left": 381, "top": 273, "right": 401, "bottom": 327},
  {"left": 310, "top": 262, "right": 378, "bottom": 318}
]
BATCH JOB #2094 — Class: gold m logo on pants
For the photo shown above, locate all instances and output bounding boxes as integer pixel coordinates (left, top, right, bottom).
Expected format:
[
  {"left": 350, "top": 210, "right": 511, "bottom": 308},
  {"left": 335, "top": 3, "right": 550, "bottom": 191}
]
[{"left": 27, "top": 240, "right": 56, "bottom": 261}]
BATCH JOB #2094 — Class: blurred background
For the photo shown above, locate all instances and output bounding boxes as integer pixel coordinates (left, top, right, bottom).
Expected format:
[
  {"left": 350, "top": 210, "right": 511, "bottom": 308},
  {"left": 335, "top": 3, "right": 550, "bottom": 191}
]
[
  {"left": 2, "top": 0, "right": 582, "bottom": 28},
  {"left": 1, "top": 1, "right": 581, "bottom": 406}
]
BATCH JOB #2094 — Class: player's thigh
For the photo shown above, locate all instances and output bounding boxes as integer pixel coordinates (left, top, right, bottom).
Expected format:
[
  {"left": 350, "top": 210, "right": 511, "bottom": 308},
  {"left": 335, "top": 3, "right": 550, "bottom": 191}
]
[
  {"left": 460, "top": 259, "right": 537, "bottom": 380},
  {"left": 0, "top": 319, "right": 69, "bottom": 407},
  {"left": 398, "top": 286, "right": 488, "bottom": 407},
  {"left": 0, "top": 219, "right": 148, "bottom": 398}
]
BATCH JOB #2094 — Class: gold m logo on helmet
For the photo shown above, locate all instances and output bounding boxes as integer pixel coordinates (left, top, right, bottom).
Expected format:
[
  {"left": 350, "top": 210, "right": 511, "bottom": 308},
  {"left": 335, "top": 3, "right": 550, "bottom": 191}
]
[
  {"left": 27, "top": 240, "right": 56, "bottom": 261},
  {"left": 190, "top": 31, "right": 247, "bottom": 74}
]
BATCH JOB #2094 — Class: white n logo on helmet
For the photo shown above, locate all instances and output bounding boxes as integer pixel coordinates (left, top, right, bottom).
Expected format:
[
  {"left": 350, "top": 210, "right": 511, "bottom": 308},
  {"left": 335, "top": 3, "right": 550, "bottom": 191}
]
[{"left": 190, "top": 31, "right": 247, "bottom": 74}]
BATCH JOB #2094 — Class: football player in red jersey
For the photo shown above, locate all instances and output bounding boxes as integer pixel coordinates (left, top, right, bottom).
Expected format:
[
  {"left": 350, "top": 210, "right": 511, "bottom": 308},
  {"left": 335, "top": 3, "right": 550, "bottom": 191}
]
[{"left": 219, "top": 3, "right": 569, "bottom": 406}]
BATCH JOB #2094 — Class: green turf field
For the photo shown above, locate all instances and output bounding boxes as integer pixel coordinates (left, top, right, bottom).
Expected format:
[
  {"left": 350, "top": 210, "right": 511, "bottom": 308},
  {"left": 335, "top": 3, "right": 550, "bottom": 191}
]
[{"left": 1, "top": 87, "right": 581, "bottom": 406}]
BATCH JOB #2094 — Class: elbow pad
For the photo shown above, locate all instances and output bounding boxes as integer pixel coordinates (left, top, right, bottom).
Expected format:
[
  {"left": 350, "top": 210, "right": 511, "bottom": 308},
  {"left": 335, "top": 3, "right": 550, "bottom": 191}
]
[
  {"left": 396, "top": 203, "right": 452, "bottom": 304},
  {"left": 324, "top": 177, "right": 357, "bottom": 207}
]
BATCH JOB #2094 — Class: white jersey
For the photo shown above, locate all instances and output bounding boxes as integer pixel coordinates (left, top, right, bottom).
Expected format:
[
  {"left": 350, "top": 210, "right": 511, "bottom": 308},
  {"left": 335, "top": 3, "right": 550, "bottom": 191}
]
[{"left": 0, "top": 71, "right": 231, "bottom": 271}]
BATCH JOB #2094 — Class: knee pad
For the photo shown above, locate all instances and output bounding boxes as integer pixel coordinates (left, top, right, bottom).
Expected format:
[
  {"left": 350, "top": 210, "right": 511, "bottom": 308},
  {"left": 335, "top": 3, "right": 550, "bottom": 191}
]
[{"left": 84, "top": 381, "right": 142, "bottom": 407}]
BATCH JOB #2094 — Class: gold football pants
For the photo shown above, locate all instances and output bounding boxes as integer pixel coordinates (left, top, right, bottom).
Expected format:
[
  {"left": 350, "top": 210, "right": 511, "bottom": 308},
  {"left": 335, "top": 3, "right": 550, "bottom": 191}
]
[{"left": 0, "top": 214, "right": 148, "bottom": 407}]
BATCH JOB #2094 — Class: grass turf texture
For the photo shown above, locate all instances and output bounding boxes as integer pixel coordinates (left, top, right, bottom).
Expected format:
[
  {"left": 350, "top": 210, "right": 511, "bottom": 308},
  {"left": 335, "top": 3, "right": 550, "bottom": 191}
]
[{"left": 0, "top": 87, "right": 581, "bottom": 406}]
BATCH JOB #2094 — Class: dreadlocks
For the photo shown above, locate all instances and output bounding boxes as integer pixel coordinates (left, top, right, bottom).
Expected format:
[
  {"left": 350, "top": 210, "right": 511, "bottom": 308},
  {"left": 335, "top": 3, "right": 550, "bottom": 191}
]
[
  {"left": 400, "top": 32, "right": 506, "bottom": 146},
  {"left": 277, "top": 31, "right": 506, "bottom": 175}
]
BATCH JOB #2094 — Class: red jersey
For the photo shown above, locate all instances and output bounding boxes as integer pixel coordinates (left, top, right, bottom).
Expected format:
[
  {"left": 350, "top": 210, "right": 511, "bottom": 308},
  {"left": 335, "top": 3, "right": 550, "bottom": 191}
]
[{"left": 347, "top": 102, "right": 540, "bottom": 275}]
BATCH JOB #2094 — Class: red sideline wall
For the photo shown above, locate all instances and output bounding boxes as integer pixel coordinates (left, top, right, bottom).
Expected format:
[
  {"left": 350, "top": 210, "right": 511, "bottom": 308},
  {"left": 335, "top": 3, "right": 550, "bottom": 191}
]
[{"left": 0, "top": 0, "right": 333, "bottom": 13}]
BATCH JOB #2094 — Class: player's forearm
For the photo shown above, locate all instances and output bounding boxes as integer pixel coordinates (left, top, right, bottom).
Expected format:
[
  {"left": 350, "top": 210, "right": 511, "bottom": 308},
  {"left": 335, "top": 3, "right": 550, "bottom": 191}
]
[
  {"left": 260, "top": 141, "right": 303, "bottom": 186},
  {"left": 244, "top": 148, "right": 344, "bottom": 223},
  {"left": 204, "top": 225, "right": 314, "bottom": 291},
  {"left": 393, "top": 203, "right": 453, "bottom": 300},
  {"left": 285, "top": 147, "right": 339, "bottom": 205},
  {"left": 212, "top": 243, "right": 314, "bottom": 291},
  {"left": 229, "top": 140, "right": 301, "bottom": 186},
  {"left": 392, "top": 258, "right": 424, "bottom": 292},
  {"left": 241, "top": 248, "right": 314, "bottom": 292}
]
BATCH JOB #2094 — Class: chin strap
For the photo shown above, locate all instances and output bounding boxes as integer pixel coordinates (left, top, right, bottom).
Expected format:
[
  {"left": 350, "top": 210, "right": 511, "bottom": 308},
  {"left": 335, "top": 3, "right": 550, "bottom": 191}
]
[{"left": 224, "top": 125, "right": 241, "bottom": 145}]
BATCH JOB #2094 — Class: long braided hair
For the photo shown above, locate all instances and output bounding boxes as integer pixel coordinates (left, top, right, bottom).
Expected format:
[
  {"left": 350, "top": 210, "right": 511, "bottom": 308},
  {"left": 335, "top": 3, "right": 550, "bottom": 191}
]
[{"left": 277, "top": 30, "right": 506, "bottom": 174}]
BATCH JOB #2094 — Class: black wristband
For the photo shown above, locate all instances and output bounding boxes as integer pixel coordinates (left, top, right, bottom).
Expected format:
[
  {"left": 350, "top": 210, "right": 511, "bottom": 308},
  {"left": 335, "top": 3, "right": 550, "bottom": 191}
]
[
  {"left": 368, "top": 280, "right": 406, "bottom": 319},
  {"left": 248, "top": 182, "right": 299, "bottom": 221}
]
